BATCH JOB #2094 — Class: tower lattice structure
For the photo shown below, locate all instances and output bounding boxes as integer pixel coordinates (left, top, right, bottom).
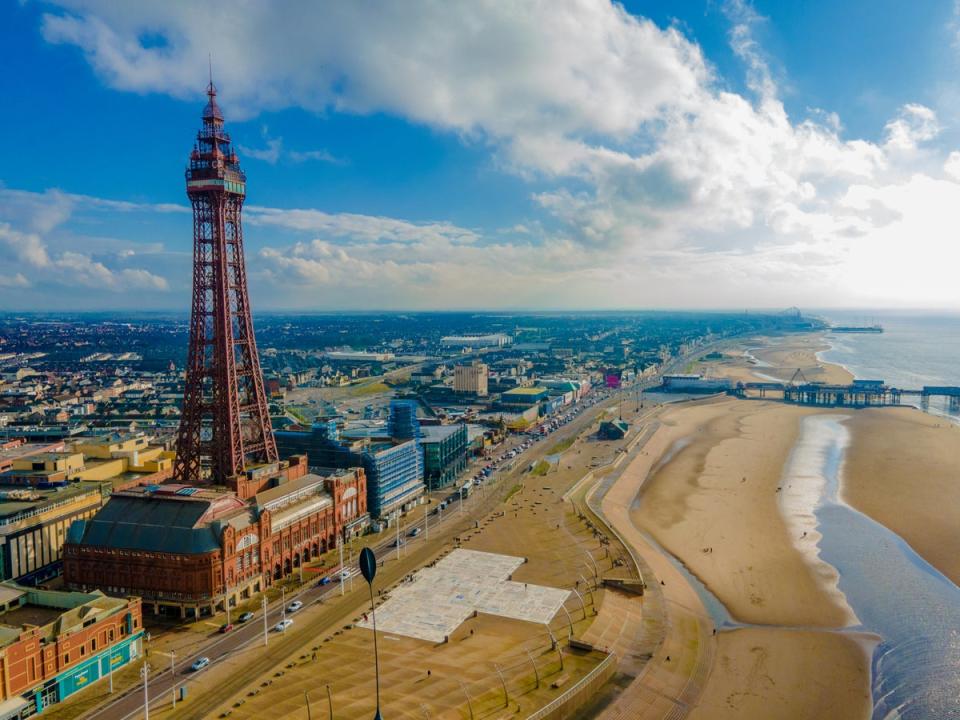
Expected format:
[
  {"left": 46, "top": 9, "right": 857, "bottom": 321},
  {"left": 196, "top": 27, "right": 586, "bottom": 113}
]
[{"left": 173, "top": 81, "right": 277, "bottom": 486}]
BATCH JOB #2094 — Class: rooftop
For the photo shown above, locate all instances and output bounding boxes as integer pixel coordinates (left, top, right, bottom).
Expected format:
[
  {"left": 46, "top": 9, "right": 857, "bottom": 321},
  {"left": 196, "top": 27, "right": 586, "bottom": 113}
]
[
  {"left": 0, "top": 582, "right": 130, "bottom": 647},
  {"left": 67, "top": 492, "right": 222, "bottom": 555},
  {"left": 501, "top": 386, "right": 547, "bottom": 396},
  {"left": 420, "top": 424, "right": 464, "bottom": 442},
  {"left": 0, "top": 482, "right": 101, "bottom": 524}
]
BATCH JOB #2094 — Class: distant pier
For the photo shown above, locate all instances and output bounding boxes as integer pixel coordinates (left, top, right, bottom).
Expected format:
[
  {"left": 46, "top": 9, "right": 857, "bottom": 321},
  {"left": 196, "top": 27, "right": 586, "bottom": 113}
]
[
  {"left": 829, "top": 325, "right": 884, "bottom": 333},
  {"left": 735, "top": 378, "right": 960, "bottom": 412}
]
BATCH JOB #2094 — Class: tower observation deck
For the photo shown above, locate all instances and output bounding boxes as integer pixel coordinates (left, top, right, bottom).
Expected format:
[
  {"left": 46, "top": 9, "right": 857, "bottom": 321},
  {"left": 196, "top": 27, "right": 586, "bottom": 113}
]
[{"left": 173, "top": 81, "right": 277, "bottom": 487}]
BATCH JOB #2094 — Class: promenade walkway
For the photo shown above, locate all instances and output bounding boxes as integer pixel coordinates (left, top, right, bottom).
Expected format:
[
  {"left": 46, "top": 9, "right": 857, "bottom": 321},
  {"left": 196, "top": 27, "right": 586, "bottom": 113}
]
[{"left": 586, "top": 416, "right": 717, "bottom": 719}]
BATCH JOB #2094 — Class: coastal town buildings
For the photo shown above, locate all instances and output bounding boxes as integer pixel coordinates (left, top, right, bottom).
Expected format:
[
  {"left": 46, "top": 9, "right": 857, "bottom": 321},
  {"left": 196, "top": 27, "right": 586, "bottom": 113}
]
[
  {"left": 420, "top": 425, "right": 468, "bottom": 490},
  {"left": 453, "top": 362, "right": 489, "bottom": 397},
  {"left": 63, "top": 465, "right": 366, "bottom": 617},
  {"left": 0, "top": 583, "right": 143, "bottom": 719}
]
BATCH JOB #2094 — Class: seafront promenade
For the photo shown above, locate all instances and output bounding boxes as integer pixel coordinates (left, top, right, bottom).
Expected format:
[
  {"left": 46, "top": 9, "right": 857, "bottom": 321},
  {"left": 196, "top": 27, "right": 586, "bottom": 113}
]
[{"left": 571, "top": 410, "right": 717, "bottom": 720}]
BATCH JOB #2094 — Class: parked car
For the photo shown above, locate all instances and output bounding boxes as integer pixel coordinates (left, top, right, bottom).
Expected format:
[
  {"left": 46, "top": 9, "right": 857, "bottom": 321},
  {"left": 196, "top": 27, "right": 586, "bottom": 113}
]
[
  {"left": 238, "top": 612, "right": 255, "bottom": 623},
  {"left": 274, "top": 618, "right": 294, "bottom": 632},
  {"left": 190, "top": 656, "right": 210, "bottom": 671},
  {"left": 287, "top": 600, "right": 303, "bottom": 613},
  {"left": 218, "top": 623, "right": 234, "bottom": 634}
]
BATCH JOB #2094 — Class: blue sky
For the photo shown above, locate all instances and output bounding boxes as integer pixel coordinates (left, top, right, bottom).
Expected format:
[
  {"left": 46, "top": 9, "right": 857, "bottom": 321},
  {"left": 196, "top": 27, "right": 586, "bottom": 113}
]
[{"left": 2, "top": 1, "right": 960, "bottom": 311}]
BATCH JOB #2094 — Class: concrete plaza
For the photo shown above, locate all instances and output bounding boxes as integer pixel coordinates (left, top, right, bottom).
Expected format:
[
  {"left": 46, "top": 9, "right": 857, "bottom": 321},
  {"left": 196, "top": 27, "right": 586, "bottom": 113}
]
[{"left": 358, "top": 548, "right": 570, "bottom": 642}]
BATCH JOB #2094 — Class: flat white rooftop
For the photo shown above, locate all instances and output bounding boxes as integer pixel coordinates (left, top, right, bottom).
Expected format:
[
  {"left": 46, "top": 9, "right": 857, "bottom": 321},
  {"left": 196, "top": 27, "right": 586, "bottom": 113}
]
[{"left": 358, "top": 549, "right": 570, "bottom": 643}]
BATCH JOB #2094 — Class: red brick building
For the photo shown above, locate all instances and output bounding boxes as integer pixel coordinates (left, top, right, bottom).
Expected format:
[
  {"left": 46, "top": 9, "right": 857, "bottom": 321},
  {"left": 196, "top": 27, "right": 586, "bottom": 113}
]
[
  {"left": 0, "top": 584, "right": 143, "bottom": 718},
  {"left": 62, "top": 459, "right": 367, "bottom": 617}
]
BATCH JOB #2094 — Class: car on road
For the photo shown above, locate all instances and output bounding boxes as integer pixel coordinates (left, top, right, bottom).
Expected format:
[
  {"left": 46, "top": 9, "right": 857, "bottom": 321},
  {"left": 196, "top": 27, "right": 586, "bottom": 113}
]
[
  {"left": 274, "top": 618, "right": 294, "bottom": 632},
  {"left": 338, "top": 569, "right": 351, "bottom": 580},
  {"left": 219, "top": 623, "right": 234, "bottom": 634},
  {"left": 391, "top": 538, "right": 405, "bottom": 547},
  {"left": 287, "top": 600, "right": 304, "bottom": 613},
  {"left": 190, "top": 657, "right": 210, "bottom": 671},
  {"left": 408, "top": 527, "right": 421, "bottom": 537},
  {"left": 238, "top": 612, "right": 255, "bottom": 623},
  {"left": 319, "top": 576, "right": 332, "bottom": 585}
]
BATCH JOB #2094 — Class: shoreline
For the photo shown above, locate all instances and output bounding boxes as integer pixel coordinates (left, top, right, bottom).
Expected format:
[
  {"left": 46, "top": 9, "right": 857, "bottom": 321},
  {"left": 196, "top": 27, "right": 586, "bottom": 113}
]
[
  {"left": 776, "top": 412, "right": 860, "bottom": 627},
  {"left": 579, "top": 328, "right": 959, "bottom": 718},
  {"left": 703, "top": 330, "right": 854, "bottom": 386},
  {"left": 596, "top": 396, "right": 873, "bottom": 719}
]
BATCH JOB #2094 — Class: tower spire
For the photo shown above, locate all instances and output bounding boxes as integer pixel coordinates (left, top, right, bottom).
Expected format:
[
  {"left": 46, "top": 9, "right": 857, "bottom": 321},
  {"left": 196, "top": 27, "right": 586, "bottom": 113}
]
[{"left": 174, "top": 82, "right": 277, "bottom": 494}]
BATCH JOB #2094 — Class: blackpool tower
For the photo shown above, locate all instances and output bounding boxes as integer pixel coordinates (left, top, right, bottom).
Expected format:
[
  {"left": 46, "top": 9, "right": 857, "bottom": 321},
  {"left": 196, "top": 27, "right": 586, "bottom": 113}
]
[{"left": 173, "top": 80, "right": 277, "bottom": 486}]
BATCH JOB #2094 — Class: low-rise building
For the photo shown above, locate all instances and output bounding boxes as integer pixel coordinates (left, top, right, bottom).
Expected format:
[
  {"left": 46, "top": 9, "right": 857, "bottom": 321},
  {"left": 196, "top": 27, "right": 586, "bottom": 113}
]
[
  {"left": 598, "top": 420, "right": 630, "bottom": 440},
  {"left": 661, "top": 374, "right": 733, "bottom": 393},
  {"left": 0, "top": 583, "right": 143, "bottom": 719},
  {"left": 498, "top": 386, "right": 548, "bottom": 408},
  {"left": 0, "top": 484, "right": 104, "bottom": 585},
  {"left": 440, "top": 334, "right": 511, "bottom": 349}
]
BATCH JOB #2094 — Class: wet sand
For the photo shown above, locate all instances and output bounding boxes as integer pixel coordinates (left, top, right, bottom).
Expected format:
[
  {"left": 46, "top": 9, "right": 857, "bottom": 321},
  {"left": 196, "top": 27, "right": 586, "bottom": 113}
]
[
  {"left": 843, "top": 407, "right": 960, "bottom": 587},
  {"left": 631, "top": 399, "right": 854, "bottom": 627},
  {"left": 616, "top": 331, "right": 960, "bottom": 718},
  {"left": 690, "top": 627, "right": 874, "bottom": 720},
  {"left": 622, "top": 397, "right": 871, "bottom": 719}
]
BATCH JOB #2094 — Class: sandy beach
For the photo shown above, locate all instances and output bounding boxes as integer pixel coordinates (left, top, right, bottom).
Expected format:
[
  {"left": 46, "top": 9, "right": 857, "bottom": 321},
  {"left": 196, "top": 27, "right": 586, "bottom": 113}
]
[
  {"left": 702, "top": 332, "right": 853, "bottom": 385},
  {"left": 600, "top": 395, "right": 873, "bottom": 720},
  {"left": 690, "top": 627, "right": 873, "bottom": 720},
  {"left": 631, "top": 398, "right": 855, "bottom": 627},
  {"left": 843, "top": 407, "right": 960, "bottom": 587},
  {"left": 602, "top": 329, "right": 960, "bottom": 719}
]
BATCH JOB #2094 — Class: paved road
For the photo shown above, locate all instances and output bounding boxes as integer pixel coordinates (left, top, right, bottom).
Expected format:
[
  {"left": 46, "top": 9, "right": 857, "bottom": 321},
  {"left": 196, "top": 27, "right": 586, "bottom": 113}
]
[
  {"left": 83, "top": 338, "right": 726, "bottom": 720},
  {"left": 84, "top": 389, "right": 627, "bottom": 720}
]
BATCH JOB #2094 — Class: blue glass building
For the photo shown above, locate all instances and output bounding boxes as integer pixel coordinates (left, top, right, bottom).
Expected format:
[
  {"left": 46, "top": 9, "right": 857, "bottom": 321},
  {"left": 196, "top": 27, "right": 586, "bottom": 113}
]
[{"left": 274, "top": 416, "right": 425, "bottom": 518}]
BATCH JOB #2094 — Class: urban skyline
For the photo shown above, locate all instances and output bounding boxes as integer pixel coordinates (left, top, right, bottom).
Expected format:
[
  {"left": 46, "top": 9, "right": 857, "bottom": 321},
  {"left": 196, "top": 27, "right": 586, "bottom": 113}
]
[
  {"left": 2, "top": 4, "right": 960, "bottom": 717},
  {"left": 3, "top": 1, "right": 960, "bottom": 311}
]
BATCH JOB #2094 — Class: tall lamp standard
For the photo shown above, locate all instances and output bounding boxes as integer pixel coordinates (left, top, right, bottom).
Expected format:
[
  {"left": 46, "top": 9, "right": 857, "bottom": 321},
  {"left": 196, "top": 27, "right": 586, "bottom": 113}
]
[{"left": 360, "top": 547, "right": 383, "bottom": 720}]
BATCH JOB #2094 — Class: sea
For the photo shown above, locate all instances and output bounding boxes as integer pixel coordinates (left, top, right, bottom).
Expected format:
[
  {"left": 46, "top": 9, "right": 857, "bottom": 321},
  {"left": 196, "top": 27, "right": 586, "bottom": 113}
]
[
  {"left": 809, "top": 312, "right": 960, "bottom": 718},
  {"left": 621, "top": 312, "right": 960, "bottom": 717},
  {"left": 817, "top": 310, "right": 960, "bottom": 420}
]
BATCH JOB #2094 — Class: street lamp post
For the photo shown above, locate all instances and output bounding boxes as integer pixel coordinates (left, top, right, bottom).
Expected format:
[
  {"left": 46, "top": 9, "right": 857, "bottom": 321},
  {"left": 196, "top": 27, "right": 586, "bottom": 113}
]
[
  {"left": 424, "top": 504, "right": 429, "bottom": 541},
  {"left": 141, "top": 662, "right": 150, "bottom": 720},
  {"left": 170, "top": 651, "right": 176, "bottom": 709},
  {"left": 359, "top": 547, "right": 383, "bottom": 720},
  {"left": 348, "top": 544, "right": 356, "bottom": 591},
  {"left": 281, "top": 586, "right": 286, "bottom": 622},
  {"left": 262, "top": 595, "right": 268, "bottom": 646}
]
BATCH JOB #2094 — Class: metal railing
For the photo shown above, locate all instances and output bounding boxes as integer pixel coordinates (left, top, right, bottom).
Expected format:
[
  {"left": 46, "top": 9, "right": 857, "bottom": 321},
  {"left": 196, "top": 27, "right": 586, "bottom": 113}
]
[{"left": 524, "top": 651, "right": 617, "bottom": 720}]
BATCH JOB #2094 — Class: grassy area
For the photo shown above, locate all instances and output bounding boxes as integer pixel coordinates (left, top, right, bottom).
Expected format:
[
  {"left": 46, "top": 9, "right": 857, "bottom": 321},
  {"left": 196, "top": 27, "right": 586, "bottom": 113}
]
[
  {"left": 287, "top": 405, "right": 310, "bottom": 423},
  {"left": 505, "top": 483, "right": 524, "bottom": 501},
  {"left": 548, "top": 437, "right": 575, "bottom": 454},
  {"left": 530, "top": 461, "right": 551, "bottom": 477},
  {"left": 345, "top": 381, "right": 390, "bottom": 397}
]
